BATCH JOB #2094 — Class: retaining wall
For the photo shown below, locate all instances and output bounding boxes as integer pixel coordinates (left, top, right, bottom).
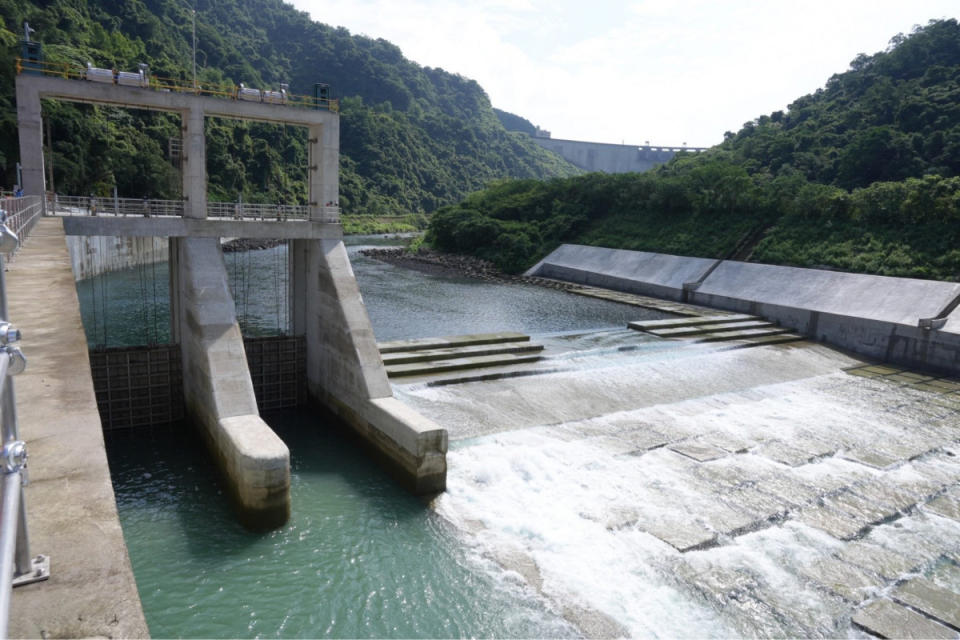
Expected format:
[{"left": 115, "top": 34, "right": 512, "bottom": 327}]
[
  {"left": 67, "top": 235, "right": 168, "bottom": 280},
  {"left": 528, "top": 244, "right": 960, "bottom": 375}
]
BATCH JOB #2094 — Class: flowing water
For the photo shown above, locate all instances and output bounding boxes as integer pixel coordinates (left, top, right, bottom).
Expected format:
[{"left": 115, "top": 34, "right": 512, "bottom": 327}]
[
  {"left": 87, "top": 237, "right": 960, "bottom": 637},
  {"left": 92, "top": 236, "right": 676, "bottom": 637}
]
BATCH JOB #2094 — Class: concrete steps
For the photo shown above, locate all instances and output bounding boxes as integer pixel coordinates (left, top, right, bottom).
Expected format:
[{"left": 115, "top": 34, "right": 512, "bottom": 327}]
[
  {"left": 647, "top": 319, "right": 776, "bottom": 338},
  {"left": 696, "top": 326, "right": 793, "bottom": 342},
  {"left": 378, "top": 331, "right": 530, "bottom": 354},
  {"left": 730, "top": 332, "right": 805, "bottom": 347},
  {"left": 379, "top": 332, "right": 544, "bottom": 378},
  {"left": 628, "top": 314, "right": 806, "bottom": 347},
  {"left": 385, "top": 352, "right": 543, "bottom": 378},
  {"left": 382, "top": 342, "right": 544, "bottom": 365},
  {"left": 629, "top": 314, "right": 756, "bottom": 332}
]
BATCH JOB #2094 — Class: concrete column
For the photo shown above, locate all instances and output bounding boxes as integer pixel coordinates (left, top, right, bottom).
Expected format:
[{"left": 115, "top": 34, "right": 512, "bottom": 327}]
[
  {"left": 181, "top": 106, "right": 206, "bottom": 219},
  {"left": 297, "top": 237, "right": 447, "bottom": 493},
  {"left": 177, "top": 237, "right": 290, "bottom": 528},
  {"left": 14, "top": 77, "right": 46, "bottom": 214},
  {"left": 307, "top": 123, "right": 339, "bottom": 221}
]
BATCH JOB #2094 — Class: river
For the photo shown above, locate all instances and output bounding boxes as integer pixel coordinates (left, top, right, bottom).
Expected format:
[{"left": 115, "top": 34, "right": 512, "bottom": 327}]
[
  {"left": 84, "top": 238, "right": 960, "bottom": 638},
  {"left": 88, "top": 237, "right": 668, "bottom": 637}
]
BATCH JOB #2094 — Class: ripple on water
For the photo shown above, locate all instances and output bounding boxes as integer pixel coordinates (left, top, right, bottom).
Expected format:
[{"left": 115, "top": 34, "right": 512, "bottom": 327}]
[{"left": 108, "top": 411, "right": 578, "bottom": 638}]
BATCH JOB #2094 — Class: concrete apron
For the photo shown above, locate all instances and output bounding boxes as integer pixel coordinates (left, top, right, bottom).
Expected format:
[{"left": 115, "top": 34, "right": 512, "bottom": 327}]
[
  {"left": 171, "top": 236, "right": 290, "bottom": 530},
  {"left": 294, "top": 238, "right": 448, "bottom": 495}
]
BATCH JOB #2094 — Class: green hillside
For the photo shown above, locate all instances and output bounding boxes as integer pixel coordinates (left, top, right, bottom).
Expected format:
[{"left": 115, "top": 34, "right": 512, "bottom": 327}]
[
  {"left": 0, "top": 0, "right": 578, "bottom": 213},
  {"left": 428, "top": 19, "right": 960, "bottom": 281}
]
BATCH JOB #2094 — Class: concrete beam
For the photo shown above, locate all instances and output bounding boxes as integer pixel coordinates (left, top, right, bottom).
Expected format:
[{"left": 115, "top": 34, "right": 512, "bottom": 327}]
[
  {"left": 174, "top": 236, "right": 290, "bottom": 528},
  {"left": 16, "top": 74, "right": 337, "bottom": 127},
  {"left": 61, "top": 215, "right": 342, "bottom": 239}
]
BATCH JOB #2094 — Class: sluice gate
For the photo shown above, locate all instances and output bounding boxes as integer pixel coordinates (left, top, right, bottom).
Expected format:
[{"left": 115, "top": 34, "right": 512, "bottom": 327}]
[
  {"left": 90, "top": 336, "right": 306, "bottom": 431},
  {"left": 15, "top": 68, "right": 447, "bottom": 532}
]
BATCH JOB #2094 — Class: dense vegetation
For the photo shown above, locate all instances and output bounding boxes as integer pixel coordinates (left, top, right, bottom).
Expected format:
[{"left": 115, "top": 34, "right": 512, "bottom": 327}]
[
  {"left": 0, "top": 0, "right": 577, "bottom": 212},
  {"left": 429, "top": 19, "right": 960, "bottom": 281}
]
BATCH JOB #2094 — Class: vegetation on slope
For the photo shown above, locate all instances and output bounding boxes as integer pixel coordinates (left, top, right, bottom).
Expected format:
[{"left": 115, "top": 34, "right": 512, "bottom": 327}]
[
  {"left": 0, "top": 0, "right": 578, "bottom": 212},
  {"left": 427, "top": 19, "right": 960, "bottom": 280}
]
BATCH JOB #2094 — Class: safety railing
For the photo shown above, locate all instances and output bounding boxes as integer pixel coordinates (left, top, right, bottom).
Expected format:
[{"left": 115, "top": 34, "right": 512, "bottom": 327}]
[
  {"left": 207, "top": 201, "right": 309, "bottom": 221},
  {"left": 48, "top": 194, "right": 339, "bottom": 223},
  {"left": 48, "top": 194, "right": 185, "bottom": 218},
  {"left": 16, "top": 58, "right": 339, "bottom": 112},
  {"left": 0, "top": 196, "right": 43, "bottom": 264},
  {"left": 0, "top": 230, "right": 50, "bottom": 639}
]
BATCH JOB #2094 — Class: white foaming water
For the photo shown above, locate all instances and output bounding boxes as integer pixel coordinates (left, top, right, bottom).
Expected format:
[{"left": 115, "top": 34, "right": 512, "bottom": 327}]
[
  {"left": 436, "top": 430, "right": 731, "bottom": 637},
  {"left": 403, "top": 339, "right": 960, "bottom": 636}
]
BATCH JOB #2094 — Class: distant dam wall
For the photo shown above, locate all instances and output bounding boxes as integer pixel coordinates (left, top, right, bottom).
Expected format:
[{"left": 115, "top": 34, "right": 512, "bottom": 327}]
[
  {"left": 530, "top": 137, "right": 708, "bottom": 173},
  {"left": 527, "top": 244, "right": 960, "bottom": 375}
]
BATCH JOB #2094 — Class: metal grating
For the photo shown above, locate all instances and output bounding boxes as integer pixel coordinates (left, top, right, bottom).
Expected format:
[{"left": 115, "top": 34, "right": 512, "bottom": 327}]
[
  {"left": 89, "top": 345, "right": 184, "bottom": 431},
  {"left": 89, "top": 337, "right": 305, "bottom": 430},
  {"left": 243, "top": 335, "right": 306, "bottom": 411}
]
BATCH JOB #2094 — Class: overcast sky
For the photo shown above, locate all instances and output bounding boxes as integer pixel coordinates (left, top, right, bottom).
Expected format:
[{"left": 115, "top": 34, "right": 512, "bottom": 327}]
[{"left": 288, "top": 0, "right": 958, "bottom": 147}]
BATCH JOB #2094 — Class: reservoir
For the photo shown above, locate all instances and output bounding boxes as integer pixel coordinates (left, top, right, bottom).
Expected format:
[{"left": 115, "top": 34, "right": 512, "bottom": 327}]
[{"left": 82, "top": 238, "right": 960, "bottom": 637}]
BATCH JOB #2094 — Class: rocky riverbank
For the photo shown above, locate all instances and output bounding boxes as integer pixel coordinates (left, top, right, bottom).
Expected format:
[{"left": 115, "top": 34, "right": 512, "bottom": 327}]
[
  {"left": 359, "top": 247, "right": 575, "bottom": 290},
  {"left": 222, "top": 238, "right": 284, "bottom": 252}
]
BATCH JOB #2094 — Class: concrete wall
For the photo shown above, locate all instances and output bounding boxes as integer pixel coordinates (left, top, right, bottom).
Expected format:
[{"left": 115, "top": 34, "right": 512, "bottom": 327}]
[
  {"left": 525, "top": 244, "right": 717, "bottom": 302},
  {"left": 66, "top": 235, "right": 168, "bottom": 280},
  {"left": 292, "top": 238, "right": 447, "bottom": 494},
  {"left": 530, "top": 137, "right": 702, "bottom": 173},
  {"left": 529, "top": 244, "right": 960, "bottom": 375}
]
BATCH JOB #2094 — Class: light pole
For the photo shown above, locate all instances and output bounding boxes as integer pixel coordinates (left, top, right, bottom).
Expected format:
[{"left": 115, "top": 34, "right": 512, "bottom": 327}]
[{"left": 191, "top": 3, "right": 197, "bottom": 90}]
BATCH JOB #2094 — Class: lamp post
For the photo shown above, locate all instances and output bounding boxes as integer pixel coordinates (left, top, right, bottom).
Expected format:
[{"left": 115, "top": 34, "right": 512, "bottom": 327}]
[{"left": 191, "top": 3, "right": 197, "bottom": 90}]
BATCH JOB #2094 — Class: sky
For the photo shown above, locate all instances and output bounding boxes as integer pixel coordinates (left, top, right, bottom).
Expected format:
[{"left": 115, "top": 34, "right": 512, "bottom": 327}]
[{"left": 287, "top": 0, "right": 959, "bottom": 148}]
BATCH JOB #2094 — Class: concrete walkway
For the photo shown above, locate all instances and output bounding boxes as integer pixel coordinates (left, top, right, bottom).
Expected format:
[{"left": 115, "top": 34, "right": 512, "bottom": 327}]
[{"left": 6, "top": 218, "right": 148, "bottom": 638}]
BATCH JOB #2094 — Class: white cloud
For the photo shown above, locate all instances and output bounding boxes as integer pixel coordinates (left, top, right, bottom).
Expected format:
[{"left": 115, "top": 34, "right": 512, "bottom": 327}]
[{"left": 289, "top": 0, "right": 959, "bottom": 146}]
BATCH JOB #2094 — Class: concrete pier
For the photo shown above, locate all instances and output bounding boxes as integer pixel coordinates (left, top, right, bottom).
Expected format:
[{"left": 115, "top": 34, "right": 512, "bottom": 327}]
[
  {"left": 6, "top": 218, "right": 147, "bottom": 638},
  {"left": 171, "top": 237, "right": 289, "bottom": 528},
  {"left": 292, "top": 238, "right": 447, "bottom": 494}
]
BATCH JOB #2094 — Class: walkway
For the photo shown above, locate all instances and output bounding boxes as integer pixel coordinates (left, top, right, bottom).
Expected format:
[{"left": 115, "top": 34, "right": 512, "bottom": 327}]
[{"left": 7, "top": 217, "right": 147, "bottom": 638}]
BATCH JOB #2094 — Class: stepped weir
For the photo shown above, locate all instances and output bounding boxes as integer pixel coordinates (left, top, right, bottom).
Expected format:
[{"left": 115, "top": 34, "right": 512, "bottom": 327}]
[{"left": 14, "top": 72, "right": 447, "bottom": 529}]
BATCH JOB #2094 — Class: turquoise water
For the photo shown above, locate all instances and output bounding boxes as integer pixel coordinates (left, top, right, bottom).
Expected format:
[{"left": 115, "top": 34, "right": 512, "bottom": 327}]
[
  {"left": 108, "top": 413, "right": 576, "bottom": 638},
  {"left": 91, "top": 236, "right": 663, "bottom": 637}
]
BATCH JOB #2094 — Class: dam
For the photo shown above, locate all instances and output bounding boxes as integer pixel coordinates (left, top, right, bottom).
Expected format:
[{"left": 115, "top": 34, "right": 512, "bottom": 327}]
[{"left": 5, "top": 56, "right": 960, "bottom": 640}]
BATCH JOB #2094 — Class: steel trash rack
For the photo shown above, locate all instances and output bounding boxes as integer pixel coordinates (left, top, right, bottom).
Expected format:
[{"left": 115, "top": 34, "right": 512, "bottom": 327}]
[{"left": 0, "top": 221, "right": 49, "bottom": 640}]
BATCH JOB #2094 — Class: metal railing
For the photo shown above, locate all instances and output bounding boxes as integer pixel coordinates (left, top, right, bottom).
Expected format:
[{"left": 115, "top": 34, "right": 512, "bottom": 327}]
[
  {"left": 49, "top": 194, "right": 185, "bottom": 218},
  {"left": 207, "top": 201, "right": 309, "bottom": 221},
  {"left": 0, "top": 235, "right": 49, "bottom": 639},
  {"left": 16, "top": 58, "right": 340, "bottom": 112},
  {"left": 0, "top": 196, "right": 43, "bottom": 263},
  {"left": 47, "top": 195, "right": 340, "bottom": 223}
]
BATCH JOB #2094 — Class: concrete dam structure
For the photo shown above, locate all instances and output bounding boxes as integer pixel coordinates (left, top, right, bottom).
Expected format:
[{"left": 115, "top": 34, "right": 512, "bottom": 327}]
[
  {"left": 527, "top": 244, "right": 960, "bottom": 375},
  {"left": 529, "top": 136, "right": 708, "bottom": 173},
  {"left": 14, "top": 71, "right": 447, "bottom": 531}
]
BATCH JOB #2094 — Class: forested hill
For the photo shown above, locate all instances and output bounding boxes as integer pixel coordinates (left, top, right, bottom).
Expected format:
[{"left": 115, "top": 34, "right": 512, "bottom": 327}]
[
  {"left": 718, "top": 18, "right": 960, "bottom": 188},
  {"left": 428, "top": 19, "right": 960, "bottom": 281},
  {"left": 0, "top": 0, "right": 578, "bottom": 213}
]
